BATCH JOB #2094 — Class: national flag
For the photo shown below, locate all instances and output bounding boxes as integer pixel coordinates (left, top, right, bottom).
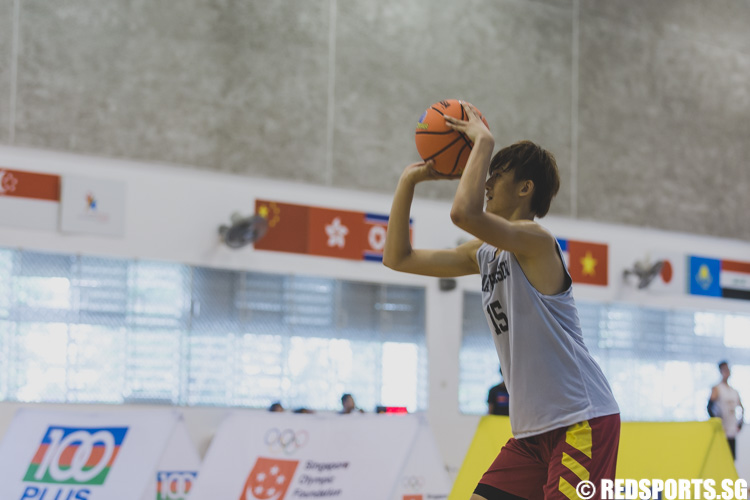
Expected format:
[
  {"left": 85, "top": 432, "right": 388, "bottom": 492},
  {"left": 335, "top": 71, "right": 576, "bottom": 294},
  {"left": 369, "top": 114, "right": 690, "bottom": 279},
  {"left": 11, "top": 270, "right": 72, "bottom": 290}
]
[
  {"left": 308, "top": 206, "right": 367, "bottom": 260},
  {"left": 557, "top": 238, "right": 608, "bottom": 286},
  {"left": 0, "top": 168, "right": 59, "bottom": 201},
  {"left": 721, "top": 260, "right": 750, "bottom": 301},
  {"left": 0, "top": 167, "right": 60, "bottom": 231},
  {"left": 254, "top": 200, "right": 309, "bottom": 254},
  {"left": 364, "top": 213, "right": 389, "bottom": 262},
  {"left": 689, "top": 256, "right": 722, "bottom": 297},
  {"left": 641, "top": 252, "right": 685, "bottom": 295},
  {"left": 254, "top": 199, "right": 409, "bottom": 262}
]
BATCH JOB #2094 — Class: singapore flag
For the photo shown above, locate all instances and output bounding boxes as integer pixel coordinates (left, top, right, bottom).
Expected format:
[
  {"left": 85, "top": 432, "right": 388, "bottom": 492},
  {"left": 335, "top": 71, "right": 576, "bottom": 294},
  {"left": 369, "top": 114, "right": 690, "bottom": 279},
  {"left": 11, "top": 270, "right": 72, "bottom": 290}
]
[{"left": 0, "top": 168, "right": 60, "bottom": 231}]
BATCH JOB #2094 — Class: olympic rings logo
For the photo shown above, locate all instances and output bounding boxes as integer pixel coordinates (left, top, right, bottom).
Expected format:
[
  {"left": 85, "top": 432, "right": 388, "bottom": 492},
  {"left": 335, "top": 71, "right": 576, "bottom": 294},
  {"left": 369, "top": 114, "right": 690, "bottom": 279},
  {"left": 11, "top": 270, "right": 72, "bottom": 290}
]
[
  {"left": 264, "top": 428, "right": 309, "bottom": 455},
  {"left": 402, "top": 475, "right": 425, "bottom": 491}
]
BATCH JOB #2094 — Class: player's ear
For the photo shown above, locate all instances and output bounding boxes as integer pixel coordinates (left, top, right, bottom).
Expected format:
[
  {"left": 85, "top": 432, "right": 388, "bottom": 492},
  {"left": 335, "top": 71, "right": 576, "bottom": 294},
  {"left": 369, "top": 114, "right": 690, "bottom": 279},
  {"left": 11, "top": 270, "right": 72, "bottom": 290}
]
[{"left": 518, "top": 179, "right": 534, "bottom": 197}]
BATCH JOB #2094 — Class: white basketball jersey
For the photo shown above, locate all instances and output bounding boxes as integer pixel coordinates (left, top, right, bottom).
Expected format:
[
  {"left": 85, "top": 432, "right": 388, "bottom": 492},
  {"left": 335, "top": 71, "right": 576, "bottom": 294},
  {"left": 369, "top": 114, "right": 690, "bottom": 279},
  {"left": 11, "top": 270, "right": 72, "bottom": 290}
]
[
  {"left": 716, "top": 383, "right": 741, "bottom": 438},
  {"left": 477, "top": 242, "right": 619, "bottom": 439}
]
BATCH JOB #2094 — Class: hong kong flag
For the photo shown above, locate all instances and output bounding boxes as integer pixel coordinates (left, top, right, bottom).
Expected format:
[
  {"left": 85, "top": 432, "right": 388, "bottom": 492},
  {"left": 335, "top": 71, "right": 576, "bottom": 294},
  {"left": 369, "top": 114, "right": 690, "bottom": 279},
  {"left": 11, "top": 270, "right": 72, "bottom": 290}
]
[
  {"left": 308, "top": 207, "right": 367, "bottom": 260},
  {"left": 240, "top": 457, "right": 298, "bottom": 500}
]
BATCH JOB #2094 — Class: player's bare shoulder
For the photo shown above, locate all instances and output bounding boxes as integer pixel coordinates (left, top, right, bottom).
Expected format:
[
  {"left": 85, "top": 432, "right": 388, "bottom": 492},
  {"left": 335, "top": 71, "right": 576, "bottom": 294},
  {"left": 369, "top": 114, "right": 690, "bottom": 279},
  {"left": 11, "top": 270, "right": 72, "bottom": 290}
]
[
  {"left": 513, "top": 223, "right": 568, "bottom": 295},
  {"left": 515, "top": 219, "right": 554, "bottom": 238},
  {"left": 457, "top": 238, "right": 484, "bottom": 269},
  {"left": 508, "top": 220, "right": 557, "bottom": 256}
]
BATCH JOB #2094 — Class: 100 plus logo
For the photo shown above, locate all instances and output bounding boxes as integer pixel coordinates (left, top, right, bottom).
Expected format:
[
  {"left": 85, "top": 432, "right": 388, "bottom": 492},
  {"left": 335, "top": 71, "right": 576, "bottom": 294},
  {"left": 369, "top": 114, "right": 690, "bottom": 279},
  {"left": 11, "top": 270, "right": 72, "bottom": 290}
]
[
  {"left": 157, "top": 471, "right": 198, "bottom": 500},
  {"left": 24, "top": 427, "right": 128, "bottom": 485}
]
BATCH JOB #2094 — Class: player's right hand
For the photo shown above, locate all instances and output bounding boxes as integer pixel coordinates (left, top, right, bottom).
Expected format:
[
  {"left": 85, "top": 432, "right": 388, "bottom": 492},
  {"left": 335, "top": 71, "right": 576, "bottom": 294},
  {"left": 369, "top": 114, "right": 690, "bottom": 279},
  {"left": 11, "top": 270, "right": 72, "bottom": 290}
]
[{"left": 402, "top": 160, "right": 459, "bottom": 183}]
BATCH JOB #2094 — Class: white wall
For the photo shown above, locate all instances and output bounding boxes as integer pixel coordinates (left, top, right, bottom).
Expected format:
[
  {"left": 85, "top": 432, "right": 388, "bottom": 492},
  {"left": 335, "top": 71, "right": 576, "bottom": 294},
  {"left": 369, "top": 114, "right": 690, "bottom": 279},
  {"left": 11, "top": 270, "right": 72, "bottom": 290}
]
[{"left": 1, "top": 145, "right": 749, "bottom": 480}]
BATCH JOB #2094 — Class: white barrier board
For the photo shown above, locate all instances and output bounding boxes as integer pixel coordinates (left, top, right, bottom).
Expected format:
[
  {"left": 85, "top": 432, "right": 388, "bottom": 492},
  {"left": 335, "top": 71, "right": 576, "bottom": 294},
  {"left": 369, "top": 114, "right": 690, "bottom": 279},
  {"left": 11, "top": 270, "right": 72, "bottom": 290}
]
[
  {"left": 189, "top": 412, "right": 420, "bottom": 500},
  {"left": 142, "top": 419, "right": 202, "bottom": 500},
  {"left": 393, "top": 415, "right": 451, "bottom": 500},
  {"left": 0, "top": 408, "right": 181, "bottom": 500}
]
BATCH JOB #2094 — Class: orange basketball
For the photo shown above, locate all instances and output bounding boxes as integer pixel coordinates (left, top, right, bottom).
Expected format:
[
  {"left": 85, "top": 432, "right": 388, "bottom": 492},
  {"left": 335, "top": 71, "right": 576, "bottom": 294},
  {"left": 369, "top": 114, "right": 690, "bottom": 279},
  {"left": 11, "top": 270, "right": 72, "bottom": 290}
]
[{"left": 415, "top": 99, "right": 490, "bottom": 176}]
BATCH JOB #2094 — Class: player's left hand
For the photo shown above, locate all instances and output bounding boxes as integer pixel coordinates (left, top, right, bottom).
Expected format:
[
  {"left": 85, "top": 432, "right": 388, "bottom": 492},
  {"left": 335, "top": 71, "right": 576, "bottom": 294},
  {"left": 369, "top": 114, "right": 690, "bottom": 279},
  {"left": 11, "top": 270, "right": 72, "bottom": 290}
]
[{"left": 444, "top": 102, "right": 493, "bottom": 144}]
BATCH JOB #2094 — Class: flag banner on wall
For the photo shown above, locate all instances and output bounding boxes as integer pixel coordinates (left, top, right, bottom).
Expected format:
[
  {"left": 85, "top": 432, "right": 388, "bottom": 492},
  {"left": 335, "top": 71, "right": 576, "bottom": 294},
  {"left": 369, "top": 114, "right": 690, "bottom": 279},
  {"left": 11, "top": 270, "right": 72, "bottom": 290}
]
[
  {"left": 646, "top": 252, "right": 685, "bottom": 294},
  {"left": 0, "top": 167, "right": 60, "bottom": 231},
  {"left": 625, "top": 252, "right": 685, "bottom": 295},
  {"left": 188, "top": 412, "right": 419, "bottom": 500},
  {"left": 142, "top": 419, "right": 201, "bottom": 500},
  {"left": 690, "top": 256, "right": 750, "bottom": 301},
  {"left": 60, "top": 176, "right": 127, "bottom": 237},
  {"left": 557, "top": 238, "right": 609, "bottom": 286},
  {"left": 254, "top": 199, "right": 411, "bottom": 262},
  {"left": 0, "top": 409, "right": 182, "bottom": 500},
  {"left": 392, "top": 415, "right": 451, "bottom": 500}
]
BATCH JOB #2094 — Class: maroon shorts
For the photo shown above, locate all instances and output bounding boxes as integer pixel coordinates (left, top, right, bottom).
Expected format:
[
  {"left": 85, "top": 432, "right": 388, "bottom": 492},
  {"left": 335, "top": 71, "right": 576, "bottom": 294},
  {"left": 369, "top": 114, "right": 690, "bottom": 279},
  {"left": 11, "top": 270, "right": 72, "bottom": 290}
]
[{"left": 475, "top": 413, "right": 620, "bottom": 500}]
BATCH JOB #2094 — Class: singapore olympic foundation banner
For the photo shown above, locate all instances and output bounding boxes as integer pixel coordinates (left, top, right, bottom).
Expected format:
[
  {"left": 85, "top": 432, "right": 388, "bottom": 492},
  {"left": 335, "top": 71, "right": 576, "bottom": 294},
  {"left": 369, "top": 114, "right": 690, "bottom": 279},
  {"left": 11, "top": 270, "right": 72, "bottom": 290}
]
[
  {"left": 189, "top": 411, "right": 450, "bottom": 500},
  {"left": 0, "top": 409, "right": 200, "bottom": 500}
]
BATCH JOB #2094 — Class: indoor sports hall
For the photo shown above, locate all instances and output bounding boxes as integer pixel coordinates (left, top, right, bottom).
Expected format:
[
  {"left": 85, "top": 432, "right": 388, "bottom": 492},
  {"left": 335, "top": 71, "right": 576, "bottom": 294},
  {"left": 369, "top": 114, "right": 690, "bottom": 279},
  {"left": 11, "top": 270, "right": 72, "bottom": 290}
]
[{"left": 0, "top": 1, "right": 748, "bottom": 500}]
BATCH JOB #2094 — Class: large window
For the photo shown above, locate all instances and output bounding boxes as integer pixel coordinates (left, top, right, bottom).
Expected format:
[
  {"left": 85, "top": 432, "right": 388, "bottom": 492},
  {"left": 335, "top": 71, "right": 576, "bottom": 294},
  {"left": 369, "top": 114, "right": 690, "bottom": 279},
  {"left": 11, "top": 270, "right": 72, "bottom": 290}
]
[
  {"left": 0, "top": 248, "right": 428, "bottom": 412},
  {"left": 460, "top": 292, "right": 750, "bottom": 420}
]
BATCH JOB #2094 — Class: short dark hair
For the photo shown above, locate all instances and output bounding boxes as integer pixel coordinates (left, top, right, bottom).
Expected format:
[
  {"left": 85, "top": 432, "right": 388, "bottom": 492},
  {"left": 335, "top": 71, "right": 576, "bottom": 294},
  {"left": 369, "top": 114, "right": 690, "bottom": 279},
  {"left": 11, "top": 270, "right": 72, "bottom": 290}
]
[
  {"left": 719, "top": 361, "right": 729, "bottom": 369},
  {"left": 341, "top": 393, "right": 352, "bottom": 404},
  {"left": 489, "top": 140, "right": 560, "bottom": 218}
]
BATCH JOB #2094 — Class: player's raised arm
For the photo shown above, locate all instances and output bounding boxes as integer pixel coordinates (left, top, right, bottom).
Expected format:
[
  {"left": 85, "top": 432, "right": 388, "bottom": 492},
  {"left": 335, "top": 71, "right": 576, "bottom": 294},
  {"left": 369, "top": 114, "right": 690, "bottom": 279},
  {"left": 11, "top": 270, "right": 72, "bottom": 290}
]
[
  {"left": 445, "top": 103, "right": 554, "bottom": 259},
  {"left": 383, "top": 161, "right": 480, "bottom": 278}
]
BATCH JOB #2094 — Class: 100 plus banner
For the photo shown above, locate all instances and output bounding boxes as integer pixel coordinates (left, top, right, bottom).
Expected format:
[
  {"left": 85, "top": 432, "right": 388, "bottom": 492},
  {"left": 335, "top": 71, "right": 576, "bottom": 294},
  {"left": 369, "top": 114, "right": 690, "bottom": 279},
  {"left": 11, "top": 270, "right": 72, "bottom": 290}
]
[{"left": 0, "top": 409, "right": 182, "bottom": 500}]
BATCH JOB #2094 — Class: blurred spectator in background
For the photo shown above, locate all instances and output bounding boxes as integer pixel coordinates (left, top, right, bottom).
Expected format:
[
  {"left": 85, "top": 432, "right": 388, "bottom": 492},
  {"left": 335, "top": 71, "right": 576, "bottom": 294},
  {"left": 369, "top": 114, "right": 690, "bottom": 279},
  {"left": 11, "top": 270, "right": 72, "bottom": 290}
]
[
  {"left": 487, "top": 365, "right": 510, "bottom": 416},
  {"left": 709, "top": 360, "right": 744, "bottom": 459},
  {"left": 339, "top": 393, "right": 364, "bottom": 414},
  {"left": 268, "top": 402, "right": 285, "bottom": 412}
]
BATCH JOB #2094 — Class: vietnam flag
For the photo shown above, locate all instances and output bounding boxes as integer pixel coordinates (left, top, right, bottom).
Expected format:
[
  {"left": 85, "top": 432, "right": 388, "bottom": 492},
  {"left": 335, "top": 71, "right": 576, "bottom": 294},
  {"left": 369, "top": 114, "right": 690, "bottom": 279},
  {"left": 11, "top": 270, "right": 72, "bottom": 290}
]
[
  {"left": 558, "top": 238, "right": 609, "bottom": 286},
  {"left": 253, "top": 200, "right": 309, "bottom": 254}
]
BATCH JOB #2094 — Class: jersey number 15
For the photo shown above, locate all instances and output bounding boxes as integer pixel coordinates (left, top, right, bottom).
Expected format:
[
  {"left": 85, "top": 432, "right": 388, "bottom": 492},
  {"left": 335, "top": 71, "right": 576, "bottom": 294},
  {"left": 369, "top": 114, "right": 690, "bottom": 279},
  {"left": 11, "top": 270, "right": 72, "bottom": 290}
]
[{"left": 487, "top": 300, "right": 509, "bottom": 335}]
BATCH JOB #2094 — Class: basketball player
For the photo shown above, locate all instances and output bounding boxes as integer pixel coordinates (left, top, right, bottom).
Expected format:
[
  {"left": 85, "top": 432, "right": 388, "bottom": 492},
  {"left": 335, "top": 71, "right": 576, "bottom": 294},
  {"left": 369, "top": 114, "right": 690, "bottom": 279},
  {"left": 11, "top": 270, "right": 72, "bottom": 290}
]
[{"left": 383, "top": 102, "right": 620, "bottom": 500}]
